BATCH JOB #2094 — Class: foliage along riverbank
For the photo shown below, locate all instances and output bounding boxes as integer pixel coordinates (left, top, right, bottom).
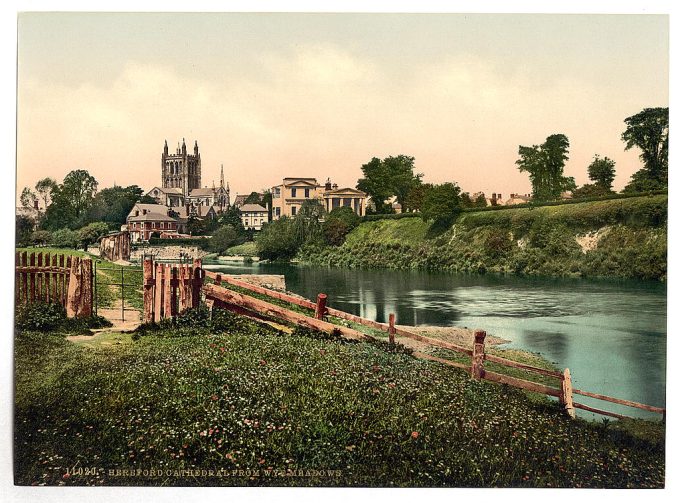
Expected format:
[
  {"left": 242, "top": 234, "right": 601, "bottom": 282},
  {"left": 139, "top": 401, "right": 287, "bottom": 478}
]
[
  {"left": 15, "top": 305, "right": 664, "bottom": 488},
  {"left": 297, "top": 195, "right": 667, "bottom": 281}
]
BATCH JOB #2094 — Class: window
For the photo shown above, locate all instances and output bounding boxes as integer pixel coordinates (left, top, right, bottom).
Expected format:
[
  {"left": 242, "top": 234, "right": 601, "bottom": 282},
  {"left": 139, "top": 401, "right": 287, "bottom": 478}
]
[
  {"left": 291, "top": 188, "right": 297, "bottom": 197},
  {"left": 304, "top": 188, "right": 310, "bottom": 198},
  {"left": 151, "top": 222, "right": 156, "bottom": 229},
  {"left": 332, "top": 198, "right": 340, "bottom": 209},
  {"left": 276, "top": 207, "right": 281, "bottom": 217},
  {"left": 160, "top": 222, "right": 165, "bottom": 229},
  {"left": 291, "top": 206, "right": 297, "bottom": 216}
]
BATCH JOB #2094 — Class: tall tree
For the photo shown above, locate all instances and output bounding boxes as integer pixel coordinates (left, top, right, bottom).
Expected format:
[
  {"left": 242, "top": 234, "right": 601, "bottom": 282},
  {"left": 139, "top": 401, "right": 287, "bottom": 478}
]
[
  {"left": 516, "top": 134, "right": 575, "bottom": 201},
  {"left": 587, "top": 155, "right": 616, "bottom": 192},
  {"left": 20, "top": 187, "right": 38, "bottom": 208},
  {"left": 621, "top": 107, "right": 668, "bottom": 192},
  {"left": 420, "top": 182, "right": 462, "bottom": 224},
  {"left": 357, "top": 155, "right": 423, "bottom": 213},
  {"left": 42, "top": 170, "right": 98, "bottom": 230},
  {"left": 35, "top": 177, "right": 58, "bottom": 208},
  {"left": 85, "top": 185, "right": 144, "bottom": 226},
  {"left": 404, "top": 183, "right": 433, "bottom": 212}
]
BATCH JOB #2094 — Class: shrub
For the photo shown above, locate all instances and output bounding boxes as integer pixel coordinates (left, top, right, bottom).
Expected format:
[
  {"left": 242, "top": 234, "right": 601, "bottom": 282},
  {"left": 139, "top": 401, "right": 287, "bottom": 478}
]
[
  {"left": 78, "top": 221, "right": 110, "bottom": 250},
  {"left": 15, "top": 302, "right": 67, "bottom": 331},
  {"left": 257, "top": 217, "right": 301, "bottom": 261},
  {"left": 29, "top": 230, "right": 52, "bottom": 247},
  {"left": 173, "top": 303, "right": 212, "bottom": 328},
  {"left": 51, "top": 228, "right": 80, "bottom": 249},
  {"left": 206, "top": 225, "right": 245, "bottom": 255}
]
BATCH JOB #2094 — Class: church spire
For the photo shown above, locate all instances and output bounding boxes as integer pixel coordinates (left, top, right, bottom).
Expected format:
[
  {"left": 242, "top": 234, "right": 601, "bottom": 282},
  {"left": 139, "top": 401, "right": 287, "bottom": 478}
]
[
  {"left": 194, "top": 140, "right": 199, "bottom": 156},
  {"left": 163, "top": 139, "right": 168, "bottom": 155},
  {"left": 220, "top": 164, "right": 225, "bottom": 189},
  {"left": 181, "top": 138, "right": 187, "bottom": 155}
]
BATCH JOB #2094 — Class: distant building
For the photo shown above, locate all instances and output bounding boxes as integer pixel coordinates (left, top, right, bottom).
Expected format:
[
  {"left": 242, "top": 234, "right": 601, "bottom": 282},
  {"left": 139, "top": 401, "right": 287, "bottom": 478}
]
[
  {"left": 270, "top": 177, "right": 366, "bottom": 220},
  {"left": 504, "top": 193, "right": 532, "bottom": 206},
  {"left": 126, "top": 203, "right": 181, "bottom": 242},
  {"left": 240, "top": 203, "right": 269, "bottom": 231},
  {"left": 487, "top": 192, "right": 505, "bottom": 206},
  {"left": 233, "top": 192, "right": 265, "bottom": 209},
  {"left": 146, "top": 186, "right": 184, "bottom": 207}
]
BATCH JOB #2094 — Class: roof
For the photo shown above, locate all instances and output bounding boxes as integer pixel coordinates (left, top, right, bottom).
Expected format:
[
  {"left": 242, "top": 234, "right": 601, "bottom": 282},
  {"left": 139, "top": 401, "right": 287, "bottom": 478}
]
[
  {"left": 147, "top": 186, "right": 183, "bottom": 195},
  {"left": 127, "top": 203, "right": 178, "bottom": 222},
  {"left": 128, "top": 213, "right": 177, "bottom": 222},
  {"left": 323, "top": 187, "right": 366, "bottom": 196},
  {"left": 240, "top": 203, "right": 268, "bottom": 212},
  {"left": 189, "top": 187, "right": 217, "bottom": 197},
  {"left": 283, "top": 179, "right": 319, "bottom": 187}
]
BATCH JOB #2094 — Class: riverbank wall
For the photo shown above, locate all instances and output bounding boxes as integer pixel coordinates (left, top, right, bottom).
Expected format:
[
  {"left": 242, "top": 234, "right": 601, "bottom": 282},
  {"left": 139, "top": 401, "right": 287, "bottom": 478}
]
[{"left": 298, "top": 194, "right": 667, "bottom": 281}]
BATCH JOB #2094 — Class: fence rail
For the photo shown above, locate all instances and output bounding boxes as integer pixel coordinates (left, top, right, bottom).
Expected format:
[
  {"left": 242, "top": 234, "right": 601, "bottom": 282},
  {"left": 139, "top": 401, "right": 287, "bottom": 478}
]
[
  {"left": 15, "top": 251, "right": 92, "bottom": 318},
  {"left": 201, "top": 269, "right": 665, "bottom": 421},
  {"left": 142, "top": 259, "right": 203, "bottom": 323}
]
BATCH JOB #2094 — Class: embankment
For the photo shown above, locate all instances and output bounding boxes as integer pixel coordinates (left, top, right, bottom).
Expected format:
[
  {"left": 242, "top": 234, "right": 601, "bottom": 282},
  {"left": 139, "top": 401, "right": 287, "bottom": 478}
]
[{"left": 298, "top": 195, "right": 667, "bottom": 281}]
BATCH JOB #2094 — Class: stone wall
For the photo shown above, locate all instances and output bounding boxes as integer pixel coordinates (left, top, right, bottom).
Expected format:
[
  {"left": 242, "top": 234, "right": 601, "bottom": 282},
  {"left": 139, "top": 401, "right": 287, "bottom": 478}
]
[{"left": 130, "top": 245, "right": 210, "bottom": 261}]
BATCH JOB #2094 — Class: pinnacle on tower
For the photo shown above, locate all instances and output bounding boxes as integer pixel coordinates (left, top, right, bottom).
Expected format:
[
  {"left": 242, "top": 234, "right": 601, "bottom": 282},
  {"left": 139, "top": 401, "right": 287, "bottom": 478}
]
[
  {"left": 220, "top": 164, "right": 225, "bottom": 188},
  {"left": 163, "top": 139, "right": 168, "bottom": 155}
]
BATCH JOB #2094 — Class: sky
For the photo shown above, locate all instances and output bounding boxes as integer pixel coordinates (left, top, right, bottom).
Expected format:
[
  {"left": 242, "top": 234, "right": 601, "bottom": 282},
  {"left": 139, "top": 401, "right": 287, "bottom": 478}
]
[{"left": 16, "top": 12, "right": 668, "bottom": 200}]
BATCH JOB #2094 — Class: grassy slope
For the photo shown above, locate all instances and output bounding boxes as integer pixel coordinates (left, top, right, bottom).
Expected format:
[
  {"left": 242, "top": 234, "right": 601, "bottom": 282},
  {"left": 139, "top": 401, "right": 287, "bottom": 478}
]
[
  {"left": 299, "top": 195, "right": 667, "bottom": 280},
  {"left": 15, "top": 322, "right": 664, "bottom": 488}
]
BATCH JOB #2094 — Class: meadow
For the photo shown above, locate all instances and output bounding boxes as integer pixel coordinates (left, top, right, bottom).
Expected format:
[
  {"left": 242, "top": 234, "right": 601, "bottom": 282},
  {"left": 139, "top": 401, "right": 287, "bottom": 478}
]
[{"left": 14, "top": 308, "right": 665, "bottom": 488}]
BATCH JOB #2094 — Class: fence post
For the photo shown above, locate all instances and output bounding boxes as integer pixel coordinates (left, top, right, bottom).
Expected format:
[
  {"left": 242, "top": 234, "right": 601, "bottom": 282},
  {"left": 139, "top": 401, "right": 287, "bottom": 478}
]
[
  {"left": 388, "top": 313, "right": 396, "bottom": 344},
  {"left": 315, "top": 293, "right": 327, "bottom": 320},
  {"left": 66, "top": 256, "right": 81, "bottom": 318},
  {"left": 192, "top": 259, "right": 203, "bottom": 309},
  {"left": 29, "top": 252, "right": 36, "bottom": 302},
  {"left": 143, "top": 258, "right": 154, "bottom": 323},
  {"left": 155, "top": 263, "right": 164, "bottom": 319},
  {"left": 471, "top": 329, "right": 486, "bottom": 379},
  {"left": 214, "top": 273, "right": 222, "bottom": 286},
  {"left": 561, "top": 368, "right": 575, "bottom": 418},
  {"left": 81, "top": 258, "right": 93, "bottom": 317}
]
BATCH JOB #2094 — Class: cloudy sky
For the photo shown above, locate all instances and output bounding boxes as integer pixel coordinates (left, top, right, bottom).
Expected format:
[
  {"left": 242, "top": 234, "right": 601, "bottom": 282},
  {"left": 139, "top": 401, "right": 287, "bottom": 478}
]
[{"left": 17, "top": 12, "right": 668, "bottom": 199}]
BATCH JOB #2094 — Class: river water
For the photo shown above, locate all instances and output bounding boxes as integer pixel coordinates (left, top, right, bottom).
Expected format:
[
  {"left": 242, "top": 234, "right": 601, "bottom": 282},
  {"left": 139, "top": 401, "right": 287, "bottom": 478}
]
[{"left": 204, "top": 260, "right": 667, "bottom": 420}]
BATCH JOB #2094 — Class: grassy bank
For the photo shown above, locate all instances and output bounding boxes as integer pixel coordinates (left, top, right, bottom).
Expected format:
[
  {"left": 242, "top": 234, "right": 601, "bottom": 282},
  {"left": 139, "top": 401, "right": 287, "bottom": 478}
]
[
  {"left": 15, "top": 312, "right": 664, "bottom": 488},
  {"left": 298, "top": 195, "right": 667, "bottom": 280}
]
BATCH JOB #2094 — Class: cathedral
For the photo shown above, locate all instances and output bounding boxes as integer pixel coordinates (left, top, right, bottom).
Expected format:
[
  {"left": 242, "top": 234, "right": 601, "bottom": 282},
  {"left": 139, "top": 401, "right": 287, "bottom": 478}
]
[{"left": 146, "top": 138, "right": 230, "bottom": 213}]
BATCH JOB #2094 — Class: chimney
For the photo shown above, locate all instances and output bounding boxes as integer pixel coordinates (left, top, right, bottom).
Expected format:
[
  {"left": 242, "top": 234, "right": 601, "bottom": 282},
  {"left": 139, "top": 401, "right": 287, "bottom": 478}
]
[
  {"left": 492, "top": 193, "right": 496, "bottom": 199},
  {"left": 325, "top": 178, "right": 332, "bottom": 191},
  {"left": 332, "top": 183, "right": 338, "bottom": 190},
  {"left": 33, "top": 199, "right": 39, "bottom": 210}
]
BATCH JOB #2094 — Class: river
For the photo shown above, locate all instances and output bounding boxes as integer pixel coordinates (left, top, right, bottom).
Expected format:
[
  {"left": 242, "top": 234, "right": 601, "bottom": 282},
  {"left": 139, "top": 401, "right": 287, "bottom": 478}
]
[{"left": 204, "top": 259, "right": 667, "bottom": 421}]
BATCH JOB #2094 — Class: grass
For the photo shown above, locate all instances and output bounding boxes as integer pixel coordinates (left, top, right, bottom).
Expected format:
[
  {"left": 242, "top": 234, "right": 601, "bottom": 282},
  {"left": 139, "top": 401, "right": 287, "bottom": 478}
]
[
  {"left": 297, "top": 195, "right": 667, "bottom": 281},
  {"left": 14, "top": 317, "right": 664, "bottom": 488},
  {"left": 225, "top": 241, "right": 258, "bottom": 257}
]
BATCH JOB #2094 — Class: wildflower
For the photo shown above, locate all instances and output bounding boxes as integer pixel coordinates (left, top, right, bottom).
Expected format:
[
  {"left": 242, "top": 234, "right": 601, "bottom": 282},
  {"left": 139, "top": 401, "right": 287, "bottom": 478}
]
[
  {"left": 62, "top": 473, "right": 70, "bottom": 480},
  {"left": 259, "top": 359, "right": 267, "bottom": 366},
  {"left": 211, "top": 395, "right": 218, "bottom": 401},
  {"left": 411, "top": 431, "right": 420, "bottom": 440}
]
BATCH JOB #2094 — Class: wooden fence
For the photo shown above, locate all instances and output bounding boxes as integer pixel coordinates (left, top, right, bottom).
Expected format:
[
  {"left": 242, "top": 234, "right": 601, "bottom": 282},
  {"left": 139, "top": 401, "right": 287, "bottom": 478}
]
[
  {"left": 142, "top": 258, "right": 204, "bottom": 323},
  {"left": 15, "top": 251, "right": 93, "bottom": 318},
  {"left": 201, "top": 270, "right": 666, "bottom": 421}
]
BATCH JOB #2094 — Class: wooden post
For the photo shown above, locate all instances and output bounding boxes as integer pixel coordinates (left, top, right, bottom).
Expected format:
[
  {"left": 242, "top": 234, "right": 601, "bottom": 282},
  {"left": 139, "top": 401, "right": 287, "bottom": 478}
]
[
  {"left": 66, "top": 256, "right": 81, "bottom": 318},
  {"left": 80, "top": 258, "right": 93, "bottom": 317},
  {"left": 192, "top": 259, "right": 203, "bottom": 309},
  {"left": 51, "top": 254, "right": 58, "bottom": 305},
  {"left": 561, "top": 368, "right": 575, "bottom": 418},
  {"left": 44, "top": 252, "right": 51, "bottom": 302},
  {"left": 170, "top": 266, "right": 179, "bottom": 318},
  {"left": 29, "top": 252, "right": 36, "bottom": 302},
  {"left": 21, "top": 252, "right": 28, "bottom": 303},
  {"left": 388, "top": 313, "right": 396, "bottom": 344},
  {"left": 163, "top": 264, "right": 173, "bottom": 320},
  {"left": 214, "top": 273, "right": 222, "bottom": 286},
  {"left": 154, "top": 263, "right": 164, "bottom": 320},
  {"left": 36, "top": 252, "right": 43, "bottom": 301},
  {"left": 471, "top": 329, "right": 487, "bottom": 379},
  {"left": 315, "top": 293, "right": 327, "bottom": 320},
  {"left": 143, "top": 258, "right": 154, "bottom": 323}
]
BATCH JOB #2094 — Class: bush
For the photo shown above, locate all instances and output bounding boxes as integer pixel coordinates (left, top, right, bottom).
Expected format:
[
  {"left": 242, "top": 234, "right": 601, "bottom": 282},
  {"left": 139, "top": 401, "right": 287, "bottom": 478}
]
[
  {"left": 257, "top": 217, "right": 301, "bottom": 261},
  {"left": 15, "top": 302, "right": 67, "bottom": 331},
  {"left": 15, "top": 301, "right": 112, "bottom": 333},
  {"left": 51, "top": 228, "right": 80, "bottom": 249},
  {"left": 323, "top": 207, "right": 361, "bottom": 246},
  {"left": 78, "top": 221, "right": 109, "bottom": 250},
  {"left": 29, "top": 230, "right": 52, "bottom": 247},
  {"left": 206, "top": 225, "right": 245, "bottom": 255}
]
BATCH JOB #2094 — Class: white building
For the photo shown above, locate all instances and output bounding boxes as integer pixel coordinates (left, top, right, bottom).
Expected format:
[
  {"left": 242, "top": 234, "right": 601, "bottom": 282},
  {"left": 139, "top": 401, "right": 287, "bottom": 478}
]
[{"left": 240, "top": 203, "right": 269, "bottom": 231}]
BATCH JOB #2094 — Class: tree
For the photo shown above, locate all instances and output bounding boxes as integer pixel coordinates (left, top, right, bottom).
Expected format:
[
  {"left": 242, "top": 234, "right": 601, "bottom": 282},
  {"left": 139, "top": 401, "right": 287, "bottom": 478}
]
[
  {"left": 20, "top": 187, "right": 38, "bottom": 208},
  {"left": 16, "top": 215, "right": 35, "bottom": 246},
  {"left": 257, "top": 217, "right": 301, "bottom": 261},
  {"left": 35, "top": 177, "right": 58, "bottom": 208},
  {"left": 60, "top": 170, "right": 98, "bottom": 220},
  {"left": 474, "top": 193, "right": 488, "bottom": 207},
  {"left": 78, "top": 222, "right": 109, "bottom": 251},
  {"left": 404, "top": 183, "right": 433, "bottom": 212},
  {"left": 421, "top": 183, "right": 462, "bottom": 224},
  {"left": 516, "top": 134, "right": 574, "bottom": 201},
  {"left": 571, "top": 184, "right": 607, "bottom": 199},
  {"left": 43, "top": 170, "right": 98, "bottom": 230},
  {"left": 587, "top": 155, "right": 616, "bottom": 192},
  {"left": 51, "top": 228, "right": 80, "bottom": 249},
  {"left": 323, "top": 206, "right": 361, "bottom": 246},
  {"left": 244, "top": 191, "right": 263, "bottom": 205},
  {"left": 207, "top": 225, "right": 244, "bottom": 255},
  {"left": 30, "top": 230, "right": 52, "bottom": 247},
  {"left": 85, "top": 185, "right": 144, "bottom": 226},
  {"left": 217, "top": 207, "right": 246, "bottom": 235},
  {"left": 357, "top": 155, "right": 423, "bottom": 213},
  {"left": 293, "top": 199, "right": 325, "bottom": 244},
  {"left": 621, "top": 107, "right": 668, "bottom": 189},
  {"left": 187, "top": 215, "right": 207, "bottom": 236}
]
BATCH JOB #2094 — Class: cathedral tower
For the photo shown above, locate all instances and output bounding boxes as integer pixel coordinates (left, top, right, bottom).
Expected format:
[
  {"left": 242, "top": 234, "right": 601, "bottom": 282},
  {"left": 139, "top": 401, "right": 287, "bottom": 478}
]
[{"left": 161, "top": 138, "right": 201, "bottom": 198}]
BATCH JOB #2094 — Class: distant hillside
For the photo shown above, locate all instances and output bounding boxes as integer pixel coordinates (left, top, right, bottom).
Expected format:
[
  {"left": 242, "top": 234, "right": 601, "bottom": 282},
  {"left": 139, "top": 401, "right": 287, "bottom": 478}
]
[{"left": 298, "top": 195, "right": 667, "bottom": 281}]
